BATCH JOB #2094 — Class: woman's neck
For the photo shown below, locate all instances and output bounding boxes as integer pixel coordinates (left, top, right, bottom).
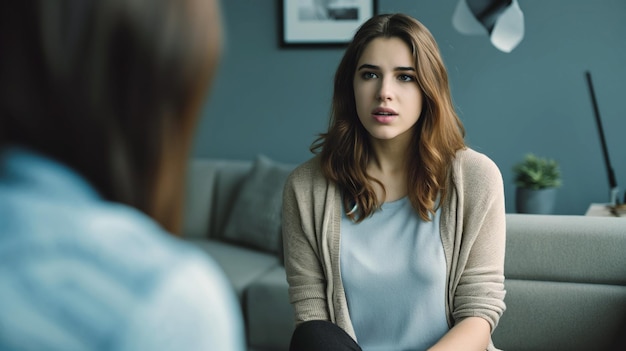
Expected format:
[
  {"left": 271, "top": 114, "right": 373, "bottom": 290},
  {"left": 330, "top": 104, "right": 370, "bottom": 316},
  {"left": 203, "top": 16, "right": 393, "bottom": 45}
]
[
  {"left": 367, "top": 135, "right": 412, "bottom": 203},
  {"left": 368, "top": 131, "right": 412, "bottom": 174}
]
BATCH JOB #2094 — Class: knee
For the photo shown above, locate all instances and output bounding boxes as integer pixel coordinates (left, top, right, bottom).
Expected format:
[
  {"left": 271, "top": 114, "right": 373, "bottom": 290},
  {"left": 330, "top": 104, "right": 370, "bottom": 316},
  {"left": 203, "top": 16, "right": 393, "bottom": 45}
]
[
  {"left": 291, "top": 320, "right": 332, "bottom": 343},
  {"left": 290, "top": 320, "right": 360, "bottom": 351}
]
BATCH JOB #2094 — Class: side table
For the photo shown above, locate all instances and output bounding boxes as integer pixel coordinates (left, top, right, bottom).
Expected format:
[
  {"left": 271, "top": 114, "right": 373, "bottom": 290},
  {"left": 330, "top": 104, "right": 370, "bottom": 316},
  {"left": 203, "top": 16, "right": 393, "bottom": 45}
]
[{"left": 586, "top": 203, "right": 626, "bottom": 217}]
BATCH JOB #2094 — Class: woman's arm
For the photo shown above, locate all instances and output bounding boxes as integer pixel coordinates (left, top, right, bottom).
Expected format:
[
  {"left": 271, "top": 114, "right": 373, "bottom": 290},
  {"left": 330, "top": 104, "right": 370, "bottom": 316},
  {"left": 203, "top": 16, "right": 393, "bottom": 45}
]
[
  {"left": 427, "top": 317, "right": 491, "bottom": 351},
  {"left": 437, "top": 150, "right": 507, "bottom": 350},
  {"left": 282, "top": 169, "right": 330, "bottom": 324}
]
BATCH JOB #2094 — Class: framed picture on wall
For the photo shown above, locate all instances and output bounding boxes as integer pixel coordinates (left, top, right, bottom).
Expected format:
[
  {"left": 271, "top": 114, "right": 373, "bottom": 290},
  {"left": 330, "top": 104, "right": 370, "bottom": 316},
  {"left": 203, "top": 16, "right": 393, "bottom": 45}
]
[{"left": 281, "top": 0, "right": 377, "bottom": 47}]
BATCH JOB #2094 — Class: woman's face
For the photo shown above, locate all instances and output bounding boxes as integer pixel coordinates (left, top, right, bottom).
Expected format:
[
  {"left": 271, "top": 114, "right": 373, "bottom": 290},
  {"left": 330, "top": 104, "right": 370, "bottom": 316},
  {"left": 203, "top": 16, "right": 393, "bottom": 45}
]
[{"left": 353, "top": 36, "right": 423, "bottom": 144}]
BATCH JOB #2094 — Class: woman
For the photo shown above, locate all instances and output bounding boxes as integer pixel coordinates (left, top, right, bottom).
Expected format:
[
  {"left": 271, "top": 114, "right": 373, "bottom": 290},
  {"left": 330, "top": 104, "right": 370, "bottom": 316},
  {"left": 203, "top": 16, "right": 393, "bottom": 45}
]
[
  {"left": 0, "top": 1, "right": 244, "bottom": 350},
  {"left": 282, "top": 13, "right": 506, "bottom": 351}
]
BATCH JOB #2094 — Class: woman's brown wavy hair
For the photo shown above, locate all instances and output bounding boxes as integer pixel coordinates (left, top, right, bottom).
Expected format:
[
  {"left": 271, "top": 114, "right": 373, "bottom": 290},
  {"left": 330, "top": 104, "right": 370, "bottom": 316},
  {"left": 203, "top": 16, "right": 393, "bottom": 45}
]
[{"left": 311, "top": 13, "right": 466, "bottom": 222}]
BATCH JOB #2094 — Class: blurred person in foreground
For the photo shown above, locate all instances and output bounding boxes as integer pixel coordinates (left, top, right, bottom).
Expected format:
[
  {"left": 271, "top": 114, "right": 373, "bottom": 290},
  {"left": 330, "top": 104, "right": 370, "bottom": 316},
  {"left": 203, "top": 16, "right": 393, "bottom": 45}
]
[{"left": 0, "top": 1, "right": 245, "bottom": 350}]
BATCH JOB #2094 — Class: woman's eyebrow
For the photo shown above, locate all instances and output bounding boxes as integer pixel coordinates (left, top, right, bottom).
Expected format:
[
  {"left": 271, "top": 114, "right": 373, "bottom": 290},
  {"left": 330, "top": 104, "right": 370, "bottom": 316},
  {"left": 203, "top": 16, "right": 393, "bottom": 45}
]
[
  {"left": 357, "top": 64, "right": 379, "bottom": 71},
  {"left": 356, "top": 63, "right": 415, "bottom": 72},
  {"left": 395, "top": 66, "right": 416, "bottom": 72}
]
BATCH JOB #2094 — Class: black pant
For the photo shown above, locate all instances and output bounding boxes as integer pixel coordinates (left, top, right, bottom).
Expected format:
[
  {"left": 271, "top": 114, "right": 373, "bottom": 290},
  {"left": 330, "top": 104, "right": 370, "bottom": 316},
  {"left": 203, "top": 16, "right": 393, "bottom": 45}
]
[{"left": 289, "top": 320, "right": 362, "bottom": 351}]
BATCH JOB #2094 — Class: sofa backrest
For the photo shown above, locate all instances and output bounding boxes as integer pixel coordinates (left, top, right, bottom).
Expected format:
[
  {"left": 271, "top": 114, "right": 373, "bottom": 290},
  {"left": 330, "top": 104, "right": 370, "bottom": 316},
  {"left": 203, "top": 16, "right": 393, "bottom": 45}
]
[
  {"left": 184, "top": 158, "right": 252, "bottom": 240},
  {"left": 494, "top": 214, "right": 626, "bottom": 351}
]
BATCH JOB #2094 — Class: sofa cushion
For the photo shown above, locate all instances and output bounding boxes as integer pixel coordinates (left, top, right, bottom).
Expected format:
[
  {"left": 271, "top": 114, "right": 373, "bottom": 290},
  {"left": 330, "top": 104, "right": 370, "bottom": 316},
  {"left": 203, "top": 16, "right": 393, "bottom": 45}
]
[
  {"left": 222, "top": 155, "right": 293, "bottom": 257},
  {"left": 187, "top": 239, "right": 279, "bottom": 298}
]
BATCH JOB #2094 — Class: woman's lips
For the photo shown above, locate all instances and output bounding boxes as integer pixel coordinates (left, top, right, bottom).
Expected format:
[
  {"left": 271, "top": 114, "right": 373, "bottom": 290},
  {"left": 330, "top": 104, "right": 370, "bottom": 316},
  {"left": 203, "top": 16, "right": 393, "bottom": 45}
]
[
  {"left": 372, "top": 107, "right": 398, "bottom": 124},
  {"left": 373, "top": 115, "right": 396, "bottom": 123}
]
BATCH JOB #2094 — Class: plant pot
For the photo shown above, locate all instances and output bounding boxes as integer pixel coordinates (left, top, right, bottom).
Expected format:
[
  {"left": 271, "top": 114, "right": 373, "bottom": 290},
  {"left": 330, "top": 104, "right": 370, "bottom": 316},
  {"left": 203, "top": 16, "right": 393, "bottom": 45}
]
[{"left": 515, "top": 187, "right": 557, "bottom": 214}]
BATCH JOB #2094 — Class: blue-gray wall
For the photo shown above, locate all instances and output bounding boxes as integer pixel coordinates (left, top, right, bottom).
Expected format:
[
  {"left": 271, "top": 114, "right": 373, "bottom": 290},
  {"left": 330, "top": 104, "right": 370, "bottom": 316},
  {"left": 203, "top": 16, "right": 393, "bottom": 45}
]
[{"left": 193, "top": 0, "right": 626, "bottom": 215}]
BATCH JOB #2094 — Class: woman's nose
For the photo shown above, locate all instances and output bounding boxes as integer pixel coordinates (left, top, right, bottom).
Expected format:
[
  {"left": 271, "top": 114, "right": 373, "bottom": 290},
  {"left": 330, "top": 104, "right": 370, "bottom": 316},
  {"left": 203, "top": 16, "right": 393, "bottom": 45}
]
[{"left": 376, "top": 78, "right": 393, "bottom": 101}]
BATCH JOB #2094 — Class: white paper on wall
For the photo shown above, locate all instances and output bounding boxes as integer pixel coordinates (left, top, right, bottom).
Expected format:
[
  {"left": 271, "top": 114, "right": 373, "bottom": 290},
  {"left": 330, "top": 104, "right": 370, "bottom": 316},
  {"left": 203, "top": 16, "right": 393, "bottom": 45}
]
[{"left": 452, "top": 0, "right": 525, "bottom": 53}]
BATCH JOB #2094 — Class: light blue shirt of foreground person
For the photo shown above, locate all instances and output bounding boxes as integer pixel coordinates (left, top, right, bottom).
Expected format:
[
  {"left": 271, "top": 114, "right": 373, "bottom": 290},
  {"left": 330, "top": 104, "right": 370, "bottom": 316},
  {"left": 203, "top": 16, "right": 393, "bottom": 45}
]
[
  {"left": 341, "top": 197, "right": 449, "bottom": 351},
  {"left": 0, "top": 147, "right": 245, "bottom": 351}
]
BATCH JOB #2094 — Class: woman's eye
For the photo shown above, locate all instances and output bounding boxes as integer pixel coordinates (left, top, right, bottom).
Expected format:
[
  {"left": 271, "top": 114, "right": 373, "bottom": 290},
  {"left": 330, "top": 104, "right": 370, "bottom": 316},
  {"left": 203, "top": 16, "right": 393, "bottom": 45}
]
[
  {"left": 362, "top": 72, "right": 378, "bottom": 79},
  {"left": 398, "top": 74, "right": 415, "bottom": 82}
]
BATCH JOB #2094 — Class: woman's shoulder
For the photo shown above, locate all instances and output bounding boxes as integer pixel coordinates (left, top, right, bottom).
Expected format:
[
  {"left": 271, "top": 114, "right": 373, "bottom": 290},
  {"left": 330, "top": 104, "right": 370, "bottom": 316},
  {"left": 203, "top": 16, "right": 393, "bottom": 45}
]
[
  {"left": 282, "top": 155, "right": 335, "bottom": 217},
  {"left": 452, "top": 147, "right": 503, "bottom": 184},
  {"left": 286, "top": 154, "right": 325, "bottom": 185}
]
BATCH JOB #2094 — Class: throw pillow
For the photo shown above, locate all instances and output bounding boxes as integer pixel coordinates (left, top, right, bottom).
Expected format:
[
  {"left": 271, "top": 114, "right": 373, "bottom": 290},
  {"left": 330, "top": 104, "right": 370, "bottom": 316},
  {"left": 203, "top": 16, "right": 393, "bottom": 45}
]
[{"left": 222, "top": 155, "right": 293, "bottom": 258}]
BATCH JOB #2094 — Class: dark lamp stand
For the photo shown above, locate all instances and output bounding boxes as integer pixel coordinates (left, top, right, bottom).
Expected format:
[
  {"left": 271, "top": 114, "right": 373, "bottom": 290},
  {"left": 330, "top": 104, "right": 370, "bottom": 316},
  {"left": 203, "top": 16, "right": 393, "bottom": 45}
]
[{"left": 585, "top": 71, "right": 625, "bottom": 209}]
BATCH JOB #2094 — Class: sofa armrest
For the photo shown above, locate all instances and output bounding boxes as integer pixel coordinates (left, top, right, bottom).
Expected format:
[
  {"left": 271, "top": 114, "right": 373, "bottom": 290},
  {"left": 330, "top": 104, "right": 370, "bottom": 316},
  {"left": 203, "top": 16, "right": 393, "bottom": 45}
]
[{"left": 246, "top": 266, "right": 294, "bottom": 350}]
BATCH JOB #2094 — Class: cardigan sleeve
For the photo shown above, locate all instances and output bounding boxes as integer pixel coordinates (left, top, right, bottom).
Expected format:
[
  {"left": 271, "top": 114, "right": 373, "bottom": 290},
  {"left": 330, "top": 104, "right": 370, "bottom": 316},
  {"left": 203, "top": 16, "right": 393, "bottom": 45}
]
[
  {"left": 282, "top": 162, "right": 331, "bottom": 324},
  {"left": 451, "top": 150, "right": 507, "bottom": 332}
]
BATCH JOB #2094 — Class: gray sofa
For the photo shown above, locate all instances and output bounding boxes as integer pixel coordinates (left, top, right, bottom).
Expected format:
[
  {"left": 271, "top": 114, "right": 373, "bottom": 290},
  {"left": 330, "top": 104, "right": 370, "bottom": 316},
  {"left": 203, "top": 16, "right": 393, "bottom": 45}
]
[{"left": 183, "top": 156, "right": 626, "bottom": 351}]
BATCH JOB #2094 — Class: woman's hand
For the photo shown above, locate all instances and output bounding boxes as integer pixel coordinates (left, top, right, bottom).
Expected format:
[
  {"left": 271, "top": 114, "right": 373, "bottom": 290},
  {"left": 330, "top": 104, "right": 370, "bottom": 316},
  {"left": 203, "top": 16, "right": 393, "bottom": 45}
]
[{"left": 427, "top": 317, "right": 491, "bottom": 351}]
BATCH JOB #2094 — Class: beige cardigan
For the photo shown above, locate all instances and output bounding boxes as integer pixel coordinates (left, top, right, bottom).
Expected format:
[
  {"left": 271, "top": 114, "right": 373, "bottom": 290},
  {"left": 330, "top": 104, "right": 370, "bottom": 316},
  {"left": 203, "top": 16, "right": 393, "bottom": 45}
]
[{"left": 282, "top": 148, "right": 506, "bottom": 350}]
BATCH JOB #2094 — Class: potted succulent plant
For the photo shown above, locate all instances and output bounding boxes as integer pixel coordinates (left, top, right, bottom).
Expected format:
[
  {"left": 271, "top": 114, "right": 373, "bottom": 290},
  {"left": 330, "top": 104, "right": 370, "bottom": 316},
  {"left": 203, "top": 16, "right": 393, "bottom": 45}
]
[{"left": 513, "top": 153, "right": 562, "bottom": 214}]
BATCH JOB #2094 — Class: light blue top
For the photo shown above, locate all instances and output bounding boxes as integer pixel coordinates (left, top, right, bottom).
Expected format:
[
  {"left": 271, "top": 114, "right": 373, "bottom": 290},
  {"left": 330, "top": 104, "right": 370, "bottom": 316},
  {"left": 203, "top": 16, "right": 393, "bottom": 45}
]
[
  {"left": 340, "top": 197, "right": 449, "bottom": 351},
  {"left": 0, "top": 147, "right": 245, "bottom": 351}
]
